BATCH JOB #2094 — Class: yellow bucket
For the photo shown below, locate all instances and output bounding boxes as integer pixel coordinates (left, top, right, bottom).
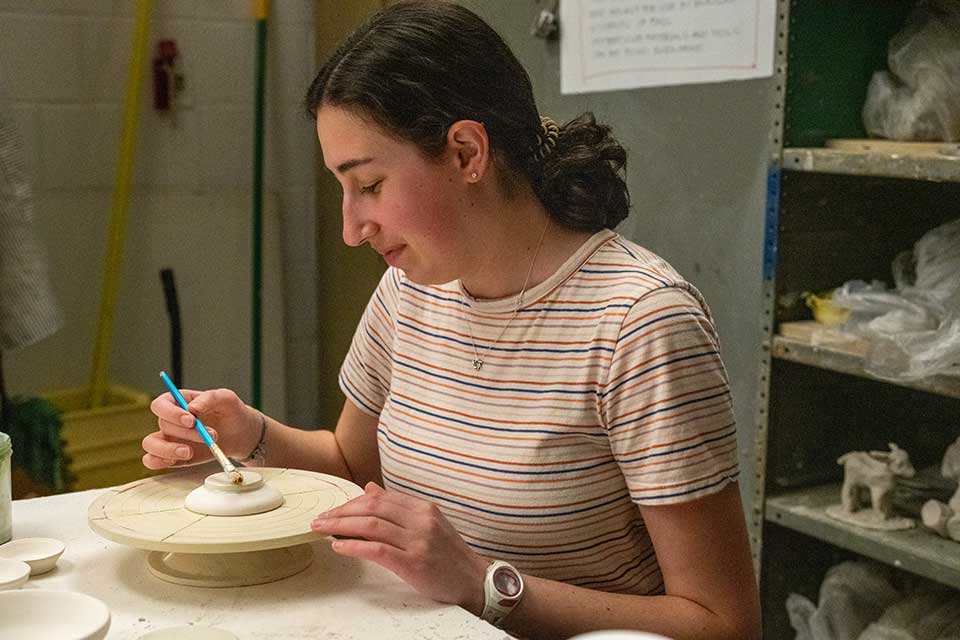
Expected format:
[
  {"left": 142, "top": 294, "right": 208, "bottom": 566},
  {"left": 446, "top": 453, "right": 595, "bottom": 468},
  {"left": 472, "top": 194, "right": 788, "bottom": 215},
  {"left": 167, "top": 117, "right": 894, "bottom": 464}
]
[{"left": 42, "top": 385, "right": 158, "bottom": 491}]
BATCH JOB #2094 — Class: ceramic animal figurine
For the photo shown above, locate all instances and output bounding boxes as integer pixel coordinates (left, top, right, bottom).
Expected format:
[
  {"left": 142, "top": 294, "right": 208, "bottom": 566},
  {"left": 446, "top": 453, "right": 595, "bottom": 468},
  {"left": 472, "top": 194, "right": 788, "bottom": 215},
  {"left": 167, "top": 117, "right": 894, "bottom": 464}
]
[
  {"left": 838, "top": 443, "right": 915, "bottom": 517},
  {"left": 826, "top": 443, "right": 916, "bottom": 530}
]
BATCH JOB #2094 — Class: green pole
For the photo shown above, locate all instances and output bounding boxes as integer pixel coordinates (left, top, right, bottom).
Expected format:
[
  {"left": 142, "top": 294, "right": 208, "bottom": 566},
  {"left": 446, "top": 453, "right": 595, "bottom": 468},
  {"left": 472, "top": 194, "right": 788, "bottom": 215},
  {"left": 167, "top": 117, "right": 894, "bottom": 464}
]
[{"left": 251, "top": 2, "right": 268, "bottom": 409}]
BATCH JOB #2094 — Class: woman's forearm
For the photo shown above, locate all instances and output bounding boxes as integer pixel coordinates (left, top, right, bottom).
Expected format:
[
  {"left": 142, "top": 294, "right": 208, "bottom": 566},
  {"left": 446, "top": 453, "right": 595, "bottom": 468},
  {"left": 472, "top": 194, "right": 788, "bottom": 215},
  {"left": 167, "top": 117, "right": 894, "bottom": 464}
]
[{"left": 500, "top": 574, "right": 760, "bottom": 640}]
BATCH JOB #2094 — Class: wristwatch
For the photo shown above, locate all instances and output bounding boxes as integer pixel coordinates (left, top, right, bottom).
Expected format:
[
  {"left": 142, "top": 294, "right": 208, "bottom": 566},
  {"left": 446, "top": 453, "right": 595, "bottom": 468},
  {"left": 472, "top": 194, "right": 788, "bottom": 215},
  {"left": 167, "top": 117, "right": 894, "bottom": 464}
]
[{"left": 480, "top": 560, "right": 524, "bottom": 627}]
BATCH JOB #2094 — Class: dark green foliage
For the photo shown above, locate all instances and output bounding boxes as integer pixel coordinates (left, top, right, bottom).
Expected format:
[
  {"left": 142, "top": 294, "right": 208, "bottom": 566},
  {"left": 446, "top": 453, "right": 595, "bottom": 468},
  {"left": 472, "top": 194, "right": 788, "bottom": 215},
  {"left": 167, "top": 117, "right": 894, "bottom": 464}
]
[{"left": 2, "top": 396, "right": 64, "bottom": 492}]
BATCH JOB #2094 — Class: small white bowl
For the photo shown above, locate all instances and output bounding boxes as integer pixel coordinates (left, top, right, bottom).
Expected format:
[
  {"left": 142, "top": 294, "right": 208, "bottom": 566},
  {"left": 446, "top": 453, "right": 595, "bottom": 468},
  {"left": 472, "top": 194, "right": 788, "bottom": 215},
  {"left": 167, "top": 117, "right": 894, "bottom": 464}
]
[
  {"left": 0, "top": 589, "right": 110, "bottom": 640},
  {"left": 0, "top": 537, "right": 65, "bottom": 575},
  {"left": 0, "top": 558, "right": 30, "bottom": 591},
  {"left": 570, "top": 633, "right": 673, "bottom": 640}
]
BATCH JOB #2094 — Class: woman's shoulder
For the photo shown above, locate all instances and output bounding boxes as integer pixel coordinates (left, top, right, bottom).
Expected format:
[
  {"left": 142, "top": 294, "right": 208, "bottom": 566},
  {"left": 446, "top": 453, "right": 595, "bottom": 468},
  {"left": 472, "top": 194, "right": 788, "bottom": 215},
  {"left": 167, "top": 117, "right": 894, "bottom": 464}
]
[
  {"left": 585, "top": 233, "right": 699, "bottom": 299},
  {"left": 576, "top": 233, "right": 716, "bottom": 330}
]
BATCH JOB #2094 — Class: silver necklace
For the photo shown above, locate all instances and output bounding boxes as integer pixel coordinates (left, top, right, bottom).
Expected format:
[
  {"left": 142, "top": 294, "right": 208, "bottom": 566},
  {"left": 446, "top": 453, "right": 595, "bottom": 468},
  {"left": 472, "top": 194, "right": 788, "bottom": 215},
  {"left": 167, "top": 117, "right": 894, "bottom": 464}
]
[{"left": 463, "top": 221, "right": 549, "bottom": 371}]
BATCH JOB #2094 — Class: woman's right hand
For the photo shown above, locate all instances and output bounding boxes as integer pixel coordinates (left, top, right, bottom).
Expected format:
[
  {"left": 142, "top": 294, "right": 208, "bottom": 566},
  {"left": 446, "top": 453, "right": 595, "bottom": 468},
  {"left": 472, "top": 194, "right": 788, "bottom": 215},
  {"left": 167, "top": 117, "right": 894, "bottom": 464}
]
[{"left": 143, "top": 388, "right": 260, "bottom": 470}]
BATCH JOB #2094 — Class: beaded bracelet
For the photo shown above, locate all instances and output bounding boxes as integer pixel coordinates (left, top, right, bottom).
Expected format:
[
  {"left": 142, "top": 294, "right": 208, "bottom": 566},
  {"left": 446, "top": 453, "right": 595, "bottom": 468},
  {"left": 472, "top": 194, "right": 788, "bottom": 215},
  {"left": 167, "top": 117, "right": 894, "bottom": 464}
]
[{"left": 241, "top": 410, "right": 268, "bottom": 465}]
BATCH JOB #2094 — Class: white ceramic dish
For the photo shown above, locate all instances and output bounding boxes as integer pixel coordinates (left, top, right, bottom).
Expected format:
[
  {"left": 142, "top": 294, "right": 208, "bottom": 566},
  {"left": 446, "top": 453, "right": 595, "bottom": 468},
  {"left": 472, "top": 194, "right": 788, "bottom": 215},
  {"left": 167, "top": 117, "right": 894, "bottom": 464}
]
[
  {"left": 570, "top": 632, "right": 673, "bottom": 640},
  {"left": 139, "top": 626, "right": 238, "bottom": 639},
  {"left": 0, "top": 558, "right": 30, "bottom": 591},
  {"left": 0, "top": 537, "right": 65, "bottom": 575},
  {"left": 184, "top": 471, "right": 283, "bottom": 516},
  {"left": 0, "top": 589, "right": 110, "bottom": 640}
]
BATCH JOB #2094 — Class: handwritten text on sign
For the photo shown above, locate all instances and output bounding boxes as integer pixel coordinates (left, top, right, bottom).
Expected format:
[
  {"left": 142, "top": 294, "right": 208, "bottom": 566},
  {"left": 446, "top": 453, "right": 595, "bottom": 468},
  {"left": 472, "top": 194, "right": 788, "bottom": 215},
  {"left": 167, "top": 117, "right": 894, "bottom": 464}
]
[{"left": 561, "top": 0, "right": 776, "bottom": 94}]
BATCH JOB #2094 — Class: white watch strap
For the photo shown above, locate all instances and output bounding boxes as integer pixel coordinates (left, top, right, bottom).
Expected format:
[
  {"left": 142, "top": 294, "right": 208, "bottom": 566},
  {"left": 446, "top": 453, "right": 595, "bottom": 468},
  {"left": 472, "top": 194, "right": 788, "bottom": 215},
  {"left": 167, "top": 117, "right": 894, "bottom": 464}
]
[{"left": 480, "top": 560, "right": 524, "bottom": 628}]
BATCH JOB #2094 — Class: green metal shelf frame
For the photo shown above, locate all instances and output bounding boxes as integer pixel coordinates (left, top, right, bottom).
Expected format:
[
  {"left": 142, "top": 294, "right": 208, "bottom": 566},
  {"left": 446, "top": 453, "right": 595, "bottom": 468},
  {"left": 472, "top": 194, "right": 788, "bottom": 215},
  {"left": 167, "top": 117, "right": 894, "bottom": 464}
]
[{"left": 752, "top": 0, "right": 960, "bottom": 635}]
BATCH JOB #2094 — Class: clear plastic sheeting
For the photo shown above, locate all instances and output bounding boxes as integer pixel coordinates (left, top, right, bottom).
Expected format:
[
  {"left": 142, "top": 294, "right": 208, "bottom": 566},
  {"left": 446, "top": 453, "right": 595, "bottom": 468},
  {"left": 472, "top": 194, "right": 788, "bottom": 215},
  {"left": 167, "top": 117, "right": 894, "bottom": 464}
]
[
  {"left": 859, "top": 591, "right": 960, "bottom": 640},
  {"left": 863, "top": 0, "right": 960, "bottom": 142},
  {"left": 0, "top": 102, "right": 61, "bottom": 350},
  {"left": 787, "top": 561, "right": 960, "bottom": 640},
  {"left": 787, "top": 561, "right": 901, "bottom": 640},
  {"left": 828, "top": 218, "right": 960, "bottom": 381}
]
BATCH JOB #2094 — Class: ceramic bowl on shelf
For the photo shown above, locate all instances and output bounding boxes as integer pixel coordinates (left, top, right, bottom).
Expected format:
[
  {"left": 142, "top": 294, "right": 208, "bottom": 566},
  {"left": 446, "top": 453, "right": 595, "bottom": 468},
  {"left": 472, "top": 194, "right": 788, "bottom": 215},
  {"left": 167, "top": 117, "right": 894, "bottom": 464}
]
[
  {"left": 0, "top": 558, "right": 30, "bottom": 591},
  {"left": 0, "top": 589, "right": 110, "bottom": 640},
  {"left": 0, "top": 537, "right": 65, "bottom": 575}
]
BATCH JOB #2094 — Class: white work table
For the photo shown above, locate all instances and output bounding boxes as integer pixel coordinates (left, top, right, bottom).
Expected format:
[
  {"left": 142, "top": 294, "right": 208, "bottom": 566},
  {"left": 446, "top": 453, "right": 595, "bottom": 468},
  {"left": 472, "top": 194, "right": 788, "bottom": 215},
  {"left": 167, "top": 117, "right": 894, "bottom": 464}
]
[{"left": 10, "top": 489, "right": 511, "bottom": 640}]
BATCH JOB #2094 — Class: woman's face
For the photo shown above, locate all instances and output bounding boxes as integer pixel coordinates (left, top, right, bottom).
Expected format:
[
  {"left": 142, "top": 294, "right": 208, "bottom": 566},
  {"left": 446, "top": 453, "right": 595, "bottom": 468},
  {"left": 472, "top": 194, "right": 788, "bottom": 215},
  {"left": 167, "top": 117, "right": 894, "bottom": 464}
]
[{"left": 316, "top": 105, "right": 472, "bottom": 285}]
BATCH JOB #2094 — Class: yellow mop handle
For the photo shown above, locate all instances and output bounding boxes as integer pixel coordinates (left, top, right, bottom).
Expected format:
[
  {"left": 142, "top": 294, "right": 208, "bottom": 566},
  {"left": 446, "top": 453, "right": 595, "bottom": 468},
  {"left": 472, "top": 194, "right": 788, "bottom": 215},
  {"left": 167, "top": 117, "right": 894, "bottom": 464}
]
[
  {"left": 90, "top": 0, "right": 153, "bottom": 408},
  {"left": 255, "top": 0, "right": 270, "bottom": 20}
]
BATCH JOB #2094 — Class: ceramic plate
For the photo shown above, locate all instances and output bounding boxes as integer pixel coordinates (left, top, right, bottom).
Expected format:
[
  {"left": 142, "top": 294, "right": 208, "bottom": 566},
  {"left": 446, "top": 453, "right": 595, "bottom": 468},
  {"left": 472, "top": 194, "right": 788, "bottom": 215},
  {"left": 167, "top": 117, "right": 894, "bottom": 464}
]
[
  {"left": 569, "top": 633, "right": 673, "bottom": 640},
  {"left": 0, "top": 537, "right": 65, "bottom": 575},
  {"left": 0, "top": 558, "right": 30, "bottom": 591},
  {"left": 0, "top": 589, "right": 110, "bottom": 640},
  {"left": 139, "top": 626, "right": 238, "bottom": 639}
]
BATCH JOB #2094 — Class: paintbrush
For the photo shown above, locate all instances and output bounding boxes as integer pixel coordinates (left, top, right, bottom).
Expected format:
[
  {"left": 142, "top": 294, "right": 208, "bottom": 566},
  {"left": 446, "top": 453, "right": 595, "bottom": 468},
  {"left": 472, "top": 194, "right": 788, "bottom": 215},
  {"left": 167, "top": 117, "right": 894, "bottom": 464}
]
[{"left": 159, "top": 371, "right": 243, "bottom": 485}]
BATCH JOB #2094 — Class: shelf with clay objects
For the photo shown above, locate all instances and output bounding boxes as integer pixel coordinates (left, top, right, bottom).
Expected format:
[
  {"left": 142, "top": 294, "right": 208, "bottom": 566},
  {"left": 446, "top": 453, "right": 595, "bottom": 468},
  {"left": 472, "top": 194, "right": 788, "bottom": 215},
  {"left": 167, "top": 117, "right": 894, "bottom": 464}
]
[
  {"left": 765, "top": 482, "right": 960, "bottom": 590},
  {"left": 781, "top": 140, "right": 960, "bottom": 183},
  {"left": 772, "top": 321, "right": 960, "bottom": 400}
]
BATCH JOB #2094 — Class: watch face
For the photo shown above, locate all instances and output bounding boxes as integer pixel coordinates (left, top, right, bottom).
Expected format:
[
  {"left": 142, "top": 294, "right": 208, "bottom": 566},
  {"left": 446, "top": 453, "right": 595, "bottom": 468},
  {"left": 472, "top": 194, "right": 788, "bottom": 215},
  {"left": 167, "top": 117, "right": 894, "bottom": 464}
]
[{"left": 493, "top": 566, "right": 521, "bottom": 597}]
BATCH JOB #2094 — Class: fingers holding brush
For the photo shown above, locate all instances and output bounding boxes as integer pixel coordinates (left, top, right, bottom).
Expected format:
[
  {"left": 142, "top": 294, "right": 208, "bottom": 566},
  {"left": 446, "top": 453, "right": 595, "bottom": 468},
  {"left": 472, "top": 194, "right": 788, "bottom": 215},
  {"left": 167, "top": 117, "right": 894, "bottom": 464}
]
[
  {"left": 141, "top": 430, "right": 213, "bottom": 469},
  {"left": 144, "top": 388, "right": 220, "bottom": 469}
]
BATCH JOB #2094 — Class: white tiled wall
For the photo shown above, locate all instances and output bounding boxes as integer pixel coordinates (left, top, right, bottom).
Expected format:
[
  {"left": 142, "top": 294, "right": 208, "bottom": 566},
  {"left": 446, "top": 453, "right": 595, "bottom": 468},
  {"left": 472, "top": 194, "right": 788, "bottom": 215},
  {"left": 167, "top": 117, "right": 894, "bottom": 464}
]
[{"left": 1, "top": 1, "right": 322, "bottom": 427}]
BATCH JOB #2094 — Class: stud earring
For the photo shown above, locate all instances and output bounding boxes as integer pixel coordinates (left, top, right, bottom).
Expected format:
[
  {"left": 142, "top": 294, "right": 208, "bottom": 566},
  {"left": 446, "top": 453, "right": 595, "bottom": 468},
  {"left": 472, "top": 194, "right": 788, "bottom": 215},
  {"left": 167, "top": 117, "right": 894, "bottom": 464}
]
[{"left": 471, "top": 172, "right": 478, "bottom": 179}]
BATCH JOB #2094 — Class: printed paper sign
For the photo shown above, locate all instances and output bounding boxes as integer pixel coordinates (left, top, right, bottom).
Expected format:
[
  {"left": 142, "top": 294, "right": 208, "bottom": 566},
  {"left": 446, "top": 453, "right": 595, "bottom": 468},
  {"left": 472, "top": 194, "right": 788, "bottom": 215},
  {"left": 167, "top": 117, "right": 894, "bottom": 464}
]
[{"left": 561, "top": 0, "right": 776, "bottom": 94}]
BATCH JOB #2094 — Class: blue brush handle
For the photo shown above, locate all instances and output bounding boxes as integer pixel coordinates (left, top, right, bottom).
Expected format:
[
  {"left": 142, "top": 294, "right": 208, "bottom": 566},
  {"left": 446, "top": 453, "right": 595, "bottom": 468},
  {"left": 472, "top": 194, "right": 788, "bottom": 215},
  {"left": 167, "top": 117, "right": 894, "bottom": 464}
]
[{"left": 159, "top": 371, "right": 215, "bottom": 448}]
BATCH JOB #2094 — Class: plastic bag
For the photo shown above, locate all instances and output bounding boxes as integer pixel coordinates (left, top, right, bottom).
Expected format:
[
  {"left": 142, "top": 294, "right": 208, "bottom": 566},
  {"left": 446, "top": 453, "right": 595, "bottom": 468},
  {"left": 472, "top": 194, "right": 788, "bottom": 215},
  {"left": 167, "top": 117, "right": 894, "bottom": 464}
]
[
  {"left": 829, "top": 218, "right": 960, "bottom": 381},
  {"left": 857, "top": 590, "right": 957, "bottom": 640},
  {"left": 832, "top": 280, "right": 938, "bottom": 335},
  {"left": 915, "top": 599, "right": 960, "bottom": 639},
  {"left": 787, "top": 561, "right": 901, "bottom": 640},
  {"left": 862, "top": 0, "right": 960, "bottom": 142}
]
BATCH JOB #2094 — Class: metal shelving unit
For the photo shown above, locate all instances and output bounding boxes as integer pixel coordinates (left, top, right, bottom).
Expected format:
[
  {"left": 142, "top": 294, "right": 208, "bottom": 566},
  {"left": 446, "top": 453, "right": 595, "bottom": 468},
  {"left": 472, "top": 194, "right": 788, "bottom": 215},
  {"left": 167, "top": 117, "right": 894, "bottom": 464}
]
[
  {"left": 766, "top": 483, "right": 960, "bottom": 591},
  {"left": 753, "top": 1, "right": 960, "bottom": 636},
  {"left": 771, "top": 334, "right": 960, "bottom": 400},
  {"left": 781, "top": 147, "right": 960, "bottom": 183}
]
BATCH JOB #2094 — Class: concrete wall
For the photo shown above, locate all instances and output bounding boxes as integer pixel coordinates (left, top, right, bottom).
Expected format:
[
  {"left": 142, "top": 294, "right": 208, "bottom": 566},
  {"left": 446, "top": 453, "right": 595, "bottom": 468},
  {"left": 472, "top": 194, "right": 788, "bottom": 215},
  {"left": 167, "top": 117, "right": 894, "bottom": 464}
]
[
  {"left": 460, "top": 1, "right": 773, "bottom": 503},
  {"left": 1, "top": 0, "right": 321, "bottom": 426}
]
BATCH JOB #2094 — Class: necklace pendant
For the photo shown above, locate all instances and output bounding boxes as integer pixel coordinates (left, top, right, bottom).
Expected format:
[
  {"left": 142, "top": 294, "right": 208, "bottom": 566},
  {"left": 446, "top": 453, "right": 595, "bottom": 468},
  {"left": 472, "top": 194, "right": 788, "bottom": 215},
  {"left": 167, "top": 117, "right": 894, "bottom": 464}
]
[{"left": 472, "top": 358, "right": 484, "bottom": 371}]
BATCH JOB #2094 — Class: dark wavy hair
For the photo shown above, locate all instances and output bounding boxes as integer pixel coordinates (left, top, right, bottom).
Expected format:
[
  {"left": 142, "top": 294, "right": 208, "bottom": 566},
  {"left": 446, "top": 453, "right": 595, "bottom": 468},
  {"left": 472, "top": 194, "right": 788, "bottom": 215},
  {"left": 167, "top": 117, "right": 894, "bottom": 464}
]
[{"left": 303, "top": 0, "right": 629, "bottom": 231}]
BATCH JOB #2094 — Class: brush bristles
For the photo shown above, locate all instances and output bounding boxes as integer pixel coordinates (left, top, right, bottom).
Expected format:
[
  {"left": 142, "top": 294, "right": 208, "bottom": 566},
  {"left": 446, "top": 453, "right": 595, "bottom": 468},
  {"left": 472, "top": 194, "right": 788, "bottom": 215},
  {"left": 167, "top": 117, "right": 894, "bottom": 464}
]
[{"left": 209, "top": 443, "right": 243, "bottom": 485}]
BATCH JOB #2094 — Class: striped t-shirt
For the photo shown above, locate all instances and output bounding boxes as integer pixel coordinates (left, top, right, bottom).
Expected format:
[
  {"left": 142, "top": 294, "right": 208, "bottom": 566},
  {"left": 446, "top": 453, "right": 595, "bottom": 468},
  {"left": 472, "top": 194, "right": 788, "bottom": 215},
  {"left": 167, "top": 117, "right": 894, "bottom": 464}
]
[{"left": 339, "top": 229, "right": 739, "bottom": 595}]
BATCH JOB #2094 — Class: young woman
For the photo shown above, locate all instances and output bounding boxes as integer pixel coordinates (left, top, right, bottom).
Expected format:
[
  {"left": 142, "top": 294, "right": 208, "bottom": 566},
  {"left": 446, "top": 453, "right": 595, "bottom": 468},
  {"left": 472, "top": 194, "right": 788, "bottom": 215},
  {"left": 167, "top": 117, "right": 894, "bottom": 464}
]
[{"left": 143, "top": 2, "right": 760, "bottom": 638}]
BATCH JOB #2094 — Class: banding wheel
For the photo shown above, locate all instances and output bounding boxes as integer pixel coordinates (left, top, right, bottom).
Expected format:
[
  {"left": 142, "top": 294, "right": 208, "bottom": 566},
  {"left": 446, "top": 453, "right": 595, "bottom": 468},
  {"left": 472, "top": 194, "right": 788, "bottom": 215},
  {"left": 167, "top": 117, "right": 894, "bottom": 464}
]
[{"left": 88, "top": 467, "right": 363, "bottom": 588}]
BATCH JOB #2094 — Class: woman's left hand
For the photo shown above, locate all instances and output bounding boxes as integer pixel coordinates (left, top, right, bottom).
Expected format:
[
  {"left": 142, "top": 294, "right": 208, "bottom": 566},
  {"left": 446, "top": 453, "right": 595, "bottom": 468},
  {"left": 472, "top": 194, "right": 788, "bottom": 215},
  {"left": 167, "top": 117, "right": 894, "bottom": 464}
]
[{"left": 311, "top": 482, "right": 488, "bottom": 614}]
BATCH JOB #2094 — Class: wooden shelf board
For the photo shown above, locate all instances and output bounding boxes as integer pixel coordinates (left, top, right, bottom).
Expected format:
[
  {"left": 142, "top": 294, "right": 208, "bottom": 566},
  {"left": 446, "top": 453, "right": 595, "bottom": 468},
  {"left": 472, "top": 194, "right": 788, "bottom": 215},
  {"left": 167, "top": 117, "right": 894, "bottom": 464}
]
[
  {"left": 781, "top": 145, "right": 960, "bottom": 183},
  {"left": 766, "top": 483, "right": 960, "bottom": 590},
  {"left": 772, "top": 327, "right": 960, "bottom": 399}
]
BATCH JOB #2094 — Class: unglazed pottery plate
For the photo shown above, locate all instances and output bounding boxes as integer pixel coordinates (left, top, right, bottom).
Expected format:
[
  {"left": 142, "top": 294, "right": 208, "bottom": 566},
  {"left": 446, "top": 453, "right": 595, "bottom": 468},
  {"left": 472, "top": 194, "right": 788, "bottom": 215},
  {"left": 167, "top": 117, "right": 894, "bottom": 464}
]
[
  {"left": 0, "top": 537, "right": 65, "bottom": 575},
  {"left": 0, "top": 558, "right": 30, "bottom": 591},
  {"left": 139, "top": 626, "right": 238, "bottom": 639},
  {"left": 570, "top": 633, "right": 673, "bottom": 640},
  {"left": 0, "top": 589, "right": 110, "bottom": 640}
]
